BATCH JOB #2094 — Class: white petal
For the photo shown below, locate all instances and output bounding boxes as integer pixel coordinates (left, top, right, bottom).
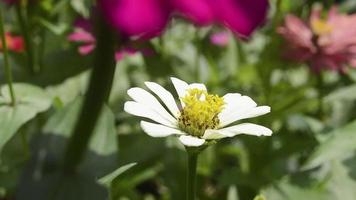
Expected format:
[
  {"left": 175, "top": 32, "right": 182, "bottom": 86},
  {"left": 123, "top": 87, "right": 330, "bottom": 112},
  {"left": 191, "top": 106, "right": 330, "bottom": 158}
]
[
  {"left": 220, "top": 106, "right": 271, "bottom": 127},
  {"left": 178, "top": 135, "right": 206, "bottom": 147},
  {"left": 204, "top": 123, "right": 272, "bottom": 139},
  {"left": 219, "top": 93, "right": 257, "bottom": 125},
  {"left": 127, "top": 87, "right": 176, "bottom": 124},
  {"left": 145, "top": 81, "right": 180, "bottom": 118},
  {"left": 171, "top": 77, "right": 189, "bottom": 107},
  {"left": 187, "top": 83, "right": 207, "bottom": 91},
  {"left": 140, "top": 121, "right": 185, "bottom": 137},
  {"left": 201, "top": 131, "right": 229, "bottom": 140},
  {"left": 124, "top": 101, "right": 176, "bottom": 128}
]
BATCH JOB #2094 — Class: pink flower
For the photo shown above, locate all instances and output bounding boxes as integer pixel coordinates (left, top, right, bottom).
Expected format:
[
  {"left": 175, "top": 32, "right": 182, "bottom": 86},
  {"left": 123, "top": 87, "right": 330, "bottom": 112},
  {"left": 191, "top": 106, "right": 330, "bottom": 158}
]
[
  {"left": 170, "top": 0, "right": 215, "bottom": 26},
  {"left": 210, "top": 31, "right": 230, "bottom": 47},
  {"left": 0, "top": 32, "right": 25, "bottom": 53},
  {"left": 97, "top": 0, "right": 269, "bottom": 40},
  {"left": 171, "top": 0, "right": 269, "bottom": 38},
  {"left": 68, "top": 18, "right": 153, "bottom": 61},
  {"left": 278, "top": 7, "right": 356, "bottom": 73},
  {"left": 68, "top": 29, "right": 96, "bottom": 55},
  {"left": 98, "top": 0, "right": 172, "bottom": 40}
]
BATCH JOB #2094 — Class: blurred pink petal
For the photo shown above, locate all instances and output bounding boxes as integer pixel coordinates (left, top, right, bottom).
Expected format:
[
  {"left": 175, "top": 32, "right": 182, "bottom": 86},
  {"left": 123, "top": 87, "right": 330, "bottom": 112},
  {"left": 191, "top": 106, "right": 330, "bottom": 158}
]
[
  {"left": 0, "top": 32, "right": 25, "bottom": 53},
  {"left": 210, "top": 31, "right": 229, "bottom": 46},
  {"left": 278, "top": 6, "right": 356, "bottom": 73},
  {"left": 79, "top": 44, "right": 95, "bottom": 55},
  {"left": 211, "top": 0, "right": 269, "bottom": 38},
  {"left": 98, "top": 0, "right": 172, "bottom": 39},
  {"left": 68, "top": 30, "right": 95, "bottom": 43},
  {"left": 170, "top": 0, "right": 215, "bottom": 26}
]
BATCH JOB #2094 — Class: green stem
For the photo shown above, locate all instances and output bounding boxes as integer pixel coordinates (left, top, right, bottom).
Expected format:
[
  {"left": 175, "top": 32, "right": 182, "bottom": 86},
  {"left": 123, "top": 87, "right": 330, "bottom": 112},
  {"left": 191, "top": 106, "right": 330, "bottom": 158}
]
[
  {"left": 194, "top": 30, "right": 200, "bottom": 82},
  {"left": 187, "top": 152, "right": 198, "bottom": 200},
  {"left": 15, "top": 3, "right": 36, "bottom": 74},
  {"left": 317, "top": 73, "right": 324, "bottom": 118},
  {"left": 20, "top": 130, "right": 30, "bottom": 157},
  {"left": 62, "top": 14, "right": 117, "bottom": 173},
  {"left": 0, "top": 9, "right": 16, "bottom": 106}
]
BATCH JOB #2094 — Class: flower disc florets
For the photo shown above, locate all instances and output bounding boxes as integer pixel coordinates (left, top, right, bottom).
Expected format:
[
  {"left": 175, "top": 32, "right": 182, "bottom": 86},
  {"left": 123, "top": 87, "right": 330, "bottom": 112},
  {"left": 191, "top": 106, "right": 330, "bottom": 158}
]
[{"left": 178, "top": 88, "right": 225, "bottom": 137}]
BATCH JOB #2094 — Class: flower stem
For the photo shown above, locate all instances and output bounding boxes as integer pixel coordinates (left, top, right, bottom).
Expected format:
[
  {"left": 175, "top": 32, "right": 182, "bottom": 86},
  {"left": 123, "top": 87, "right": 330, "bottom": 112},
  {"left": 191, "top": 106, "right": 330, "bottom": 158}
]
[
  {"left": 61, "top": 14, "right": 117, "bottom": 173},
  {"left": 20, "top": 130, "right": 30, "bottom": 158},
  {"left": 194, "top": 29, "right": 201, "bottom": 82},
  {"left": 15, "top": 3, "right": 36, "bottom": 74},
  {"left": 186, "top": 151, "right": 198, "bottom": 200},
  {"left": 0, "top": 9, "right": 16, "bottom": 106}
]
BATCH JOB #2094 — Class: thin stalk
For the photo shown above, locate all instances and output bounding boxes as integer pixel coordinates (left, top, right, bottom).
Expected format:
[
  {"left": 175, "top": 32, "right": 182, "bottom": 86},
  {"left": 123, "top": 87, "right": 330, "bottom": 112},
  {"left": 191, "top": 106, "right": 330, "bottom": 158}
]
[
  {"left": 61, "top": 14, "right": 117, "bottom": 173},
  {"left": 0, "top": 9, "right": 16, "bottom": 106},
  {"left": 317, "top": 73, "right": 324, "bottom": 118},
  {"left": 15, "top": 3, "right": 36, "bottom": 73},
  {"left": 194, "top": 30, "right": 201, "bottom": 82},
  {"left": 187, "top": 152, "right": 198, "bottom": 200},
  {"left": 20, "top": 130, "right": 30, "bottom": 158}
]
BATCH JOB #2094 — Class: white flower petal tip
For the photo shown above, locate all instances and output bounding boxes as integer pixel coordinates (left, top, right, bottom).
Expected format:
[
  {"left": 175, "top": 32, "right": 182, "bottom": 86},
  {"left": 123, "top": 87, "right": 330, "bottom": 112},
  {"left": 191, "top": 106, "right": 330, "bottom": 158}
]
[
  {"left": 144, "top": 81, "right": 180, "bottom": 118},
  {"left": 187, "top": 83, "right": 207, "bottom": 91},
  {"left": 178, "top": 135, "right": 206, "bottom": 147},
  {"left": 124, "top": 101, "right": 176, "bottom": 128},
  {"left": 140, "top": 121, "right": 184, "bottom": 138},
  {"left": 203, "top": 123, "right": 273, "bottom": 139}
]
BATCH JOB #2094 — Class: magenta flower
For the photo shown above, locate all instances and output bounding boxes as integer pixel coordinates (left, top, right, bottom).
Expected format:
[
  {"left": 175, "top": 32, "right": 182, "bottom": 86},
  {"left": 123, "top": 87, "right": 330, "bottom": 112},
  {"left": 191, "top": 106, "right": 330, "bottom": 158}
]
[
  {"left": 98, "top": 0, "right": 171, "bottom": 40},
  {"left": 210, "top": 31, "right": 230, "bottom": 47},
  {"left": 97, "top": 0, "right": 269, "bottom": 40},
  {"left": 170, "top": 0, "right": 215, "bottom": 26},
  {"left": 278, "top": 7, "right": 356, "bottom": 73},
  {"left": 171, "top": 0, "right": 269, "bottom": 38}
]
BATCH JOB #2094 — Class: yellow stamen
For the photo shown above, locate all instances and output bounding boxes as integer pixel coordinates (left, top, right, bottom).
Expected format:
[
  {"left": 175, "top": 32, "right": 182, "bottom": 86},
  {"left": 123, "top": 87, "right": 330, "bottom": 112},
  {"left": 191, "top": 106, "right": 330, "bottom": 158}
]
[
  {"left": 311, "top": 19, "right": 332, "bottom": 36},
  {"left": 178, "top": 88, "right": 225, "bottom": 137}
]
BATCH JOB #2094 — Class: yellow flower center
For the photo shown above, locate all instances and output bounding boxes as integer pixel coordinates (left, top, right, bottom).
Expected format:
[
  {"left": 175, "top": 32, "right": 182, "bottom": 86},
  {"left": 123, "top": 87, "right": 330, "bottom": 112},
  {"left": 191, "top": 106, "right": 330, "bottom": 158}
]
[
  {"left": 311, "top": 19, "right": 332, "bottom": 36},
  {"left": 178, "top": 88, "right": 225, "bottom": 137}
]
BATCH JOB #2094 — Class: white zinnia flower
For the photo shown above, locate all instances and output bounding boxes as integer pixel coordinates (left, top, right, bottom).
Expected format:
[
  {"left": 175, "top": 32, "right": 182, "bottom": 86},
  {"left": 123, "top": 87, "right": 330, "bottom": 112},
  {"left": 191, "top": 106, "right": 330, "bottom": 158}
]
[{"left": 124, "top": 77, "right": 272, "bottom": 147}]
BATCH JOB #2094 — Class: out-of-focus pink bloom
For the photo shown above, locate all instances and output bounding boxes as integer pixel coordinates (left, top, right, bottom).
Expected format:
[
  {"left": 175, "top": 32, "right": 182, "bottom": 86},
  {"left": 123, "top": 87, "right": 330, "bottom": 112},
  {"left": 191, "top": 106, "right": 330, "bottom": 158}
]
[
  {"left": 211, "top": 0, "right": 269, "bottom": 38},
  {"left": 170, "top": 0, "right": 269, "bottom": 38},
  {"left": 0, "top": 32, "right": 25, "bottom": 53},
  {"left": 98, "top": 0, "right": 171, "bottom": 40},
  {"left": 97, "top": 0, "right": 268, "bottom": 40},
  {"left": 210, "top": 31, "right": 230, "bottom": 47},
  {"left": 278, "top": 7, "right": 356, "bottom": 73},
  {"left": 68, "top": 19, "right": 153, "bottom": 61},
  {"left": 68, "top": 29, "right": 96, "bottom": 55},
  {"left": 170, "top": 0, "right": 215, "bottom": 26}
]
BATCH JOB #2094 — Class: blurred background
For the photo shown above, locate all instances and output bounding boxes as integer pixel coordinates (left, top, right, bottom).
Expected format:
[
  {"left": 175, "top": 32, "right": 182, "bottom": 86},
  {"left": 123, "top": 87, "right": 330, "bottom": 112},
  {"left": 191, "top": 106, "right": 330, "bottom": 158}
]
[{"left": 1, "top": 0, "right": 356, "bottom": 199}]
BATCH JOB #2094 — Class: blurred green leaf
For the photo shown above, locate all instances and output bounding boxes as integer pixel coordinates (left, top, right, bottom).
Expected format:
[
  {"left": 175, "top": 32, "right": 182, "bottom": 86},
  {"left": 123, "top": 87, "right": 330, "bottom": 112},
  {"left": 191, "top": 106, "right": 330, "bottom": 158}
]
[
  {"left": 262, "top": 177, "right": 332, "bottom": 200},
  {"left": 325, "top": 84, "right": 356, "bottom": 102},
  {"left": 70, "top": 0, "right": 91, "bottom": 17},
  {"left": 227, "top": 185, "right": 239, "bottom": 200},
  {"left": 98, "top": 163, "right": 137, "bottom": 187},
  {"left": 303, "top": 119, "right": 356, "bottom": 169},
  {"left": 0, "top": 84, "right": 51, "bottom": 155},
  {"left": 43, "top": 97, "right": 118, "bottom": 156}
]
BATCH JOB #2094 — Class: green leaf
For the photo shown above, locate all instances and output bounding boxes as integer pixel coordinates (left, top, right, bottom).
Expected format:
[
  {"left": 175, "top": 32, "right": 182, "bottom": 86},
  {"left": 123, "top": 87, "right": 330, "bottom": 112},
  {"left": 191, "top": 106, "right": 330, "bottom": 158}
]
[
  {"left": 98, "top": 163, "right": 137, "bottom": 187},
  {"left": 17, "top": 171, "right": 108, "bottom": 200},
  {"left": 0, "top": 84, "right": 51, "bottom": 155},
  {"left": 43, "top": 97, "right": 118, "bottom": 156},
  {"left": 227, "top": 185, "right": 239, "bottom": 200},
  {"left": 262, "top": 177, "right": 332, "bottom": 200},
  {"left": 324, "top": 84, "right": 356, "bottom": 103},
  {"left": 303, "top": 119, "right": 356, "bottom": 170},
  {"left": 70, "top": 0, "right": 91, "bottom": 17}
]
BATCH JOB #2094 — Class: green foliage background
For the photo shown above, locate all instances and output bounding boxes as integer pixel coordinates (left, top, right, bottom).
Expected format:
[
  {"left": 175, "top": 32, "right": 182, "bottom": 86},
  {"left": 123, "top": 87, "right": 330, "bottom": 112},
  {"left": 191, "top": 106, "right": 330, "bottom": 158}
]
[{"left": 1, "top": 0, "right": 356, "bottom": 199}]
